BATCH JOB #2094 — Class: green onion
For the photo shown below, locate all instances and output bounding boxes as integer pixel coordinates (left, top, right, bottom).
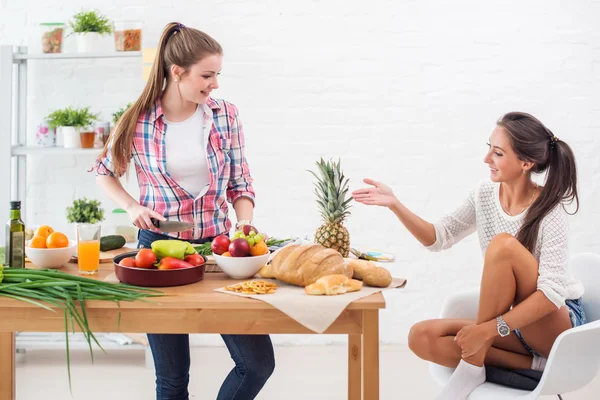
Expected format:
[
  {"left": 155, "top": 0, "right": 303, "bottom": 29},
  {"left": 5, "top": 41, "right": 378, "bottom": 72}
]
[{"left": 0, "top": 265, "right": 163, "bottom": 391}]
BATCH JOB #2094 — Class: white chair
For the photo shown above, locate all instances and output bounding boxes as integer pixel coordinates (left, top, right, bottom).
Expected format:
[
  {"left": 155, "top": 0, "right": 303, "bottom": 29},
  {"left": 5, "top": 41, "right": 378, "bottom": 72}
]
[{"left": 429, "top": 253, "right": 600, "bottom": 399}]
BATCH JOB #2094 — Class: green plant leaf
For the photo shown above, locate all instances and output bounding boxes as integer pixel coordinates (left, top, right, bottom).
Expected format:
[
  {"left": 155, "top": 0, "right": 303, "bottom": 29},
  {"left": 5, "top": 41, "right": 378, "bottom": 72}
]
[
  {"left": 65, "top": 197, "right": 105, "bottom": 224},
  {"left": 69, "top": 10, "right": 112, "bottom": 35}
]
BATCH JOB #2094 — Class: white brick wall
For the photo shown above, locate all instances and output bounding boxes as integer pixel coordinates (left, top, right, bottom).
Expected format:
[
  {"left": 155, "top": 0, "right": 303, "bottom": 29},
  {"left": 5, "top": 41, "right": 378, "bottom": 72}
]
[{"left": 1, "top": 0, "right": 600, "bottom": 346}]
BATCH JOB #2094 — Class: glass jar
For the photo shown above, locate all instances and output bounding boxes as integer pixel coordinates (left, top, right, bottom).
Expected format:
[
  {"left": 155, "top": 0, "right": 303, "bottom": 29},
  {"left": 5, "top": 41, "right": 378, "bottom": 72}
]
[
  {"left": 40, "top": 23, "right": 65, "bottom": 54},
  {"left": 113, "top": 21, "right": 143, "bottom": 52},
  {"left": 79, "top": 126, "right": 96, "bottom": 149}
]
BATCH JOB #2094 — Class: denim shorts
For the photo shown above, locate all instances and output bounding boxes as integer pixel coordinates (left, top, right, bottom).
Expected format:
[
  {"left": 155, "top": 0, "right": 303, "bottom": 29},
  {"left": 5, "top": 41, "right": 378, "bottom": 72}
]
[{"left": 513, "top": 298, "right": 587, "bottom": 357}]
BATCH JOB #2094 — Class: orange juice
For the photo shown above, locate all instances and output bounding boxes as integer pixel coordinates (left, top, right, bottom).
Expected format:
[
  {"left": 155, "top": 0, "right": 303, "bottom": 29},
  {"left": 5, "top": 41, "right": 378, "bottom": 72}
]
[{"left": 78, "top": 240, "right": 100, "bottom": 274}]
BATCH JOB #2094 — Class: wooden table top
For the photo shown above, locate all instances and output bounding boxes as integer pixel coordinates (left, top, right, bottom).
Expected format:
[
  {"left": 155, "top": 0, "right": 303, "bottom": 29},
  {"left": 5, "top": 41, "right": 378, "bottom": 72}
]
[{"left": 0, "top": 261, "right": 386, "bottom": 311}]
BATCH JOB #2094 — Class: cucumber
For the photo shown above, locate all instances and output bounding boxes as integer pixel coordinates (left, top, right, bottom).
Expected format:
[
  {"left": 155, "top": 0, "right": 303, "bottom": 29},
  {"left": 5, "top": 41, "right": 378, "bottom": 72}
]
[{"left": 100, "top": 235, "right": 126, "bottom": 252}]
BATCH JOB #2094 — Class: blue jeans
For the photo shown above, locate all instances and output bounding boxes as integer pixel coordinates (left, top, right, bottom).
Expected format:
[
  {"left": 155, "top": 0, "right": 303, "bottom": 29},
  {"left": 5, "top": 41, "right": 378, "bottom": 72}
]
[
  {"left": 138, "top": 230, "right": 276, "bottom": 400},
  {"left": 513, "top": 297, "right": 588, "bottom": 357}
]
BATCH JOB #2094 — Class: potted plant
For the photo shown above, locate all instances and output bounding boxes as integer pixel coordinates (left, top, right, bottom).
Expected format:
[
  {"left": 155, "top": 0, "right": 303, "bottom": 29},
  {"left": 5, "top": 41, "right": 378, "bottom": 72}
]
[
  {"left": 46, "top": 107, "right": 98, "bottom": 148},
  {"left": 66, "top": 197, "right": 105, "bottom": 238},
  {"left": 69, "top": 10, "right": 112, "bottom": 53},
  {"left": 112, "top": 102, "right": 133, "bottom": 125}
]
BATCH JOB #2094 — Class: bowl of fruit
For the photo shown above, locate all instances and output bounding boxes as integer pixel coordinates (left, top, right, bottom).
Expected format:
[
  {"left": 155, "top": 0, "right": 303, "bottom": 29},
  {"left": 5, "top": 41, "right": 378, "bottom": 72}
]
[
  {"left": 211, "top": 225, "right": 271, "bottom": 279},
  {"left": 113, "top": 240, "right": 207, "bottom": 287},
  {"left": 25, "top": 226, "right": 76, "bottom": 269}
]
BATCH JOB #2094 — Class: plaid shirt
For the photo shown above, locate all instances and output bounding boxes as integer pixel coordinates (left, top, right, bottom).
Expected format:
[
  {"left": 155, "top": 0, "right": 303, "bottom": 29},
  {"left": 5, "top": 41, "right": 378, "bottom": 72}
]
[{"left": 94, "top": 97, "right": 255, "bottom": 240}]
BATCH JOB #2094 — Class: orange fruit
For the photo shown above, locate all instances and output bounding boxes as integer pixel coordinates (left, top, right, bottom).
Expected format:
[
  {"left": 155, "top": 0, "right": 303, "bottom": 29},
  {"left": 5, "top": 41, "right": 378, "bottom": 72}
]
[
  {"left": 29, "top": 236, "right": 47, "bottom": 248},
  {"left": 222, "top": 252, "right": 232, "bottom": 257},
  {"left": 249, "top": 241, "right": 269, "bottom": 256},
  {"left": 34, "top": 225, "right": 54, "bottom": 239},
  {"left": 46, "top": 232, "right": 69, "bottom": 248}
]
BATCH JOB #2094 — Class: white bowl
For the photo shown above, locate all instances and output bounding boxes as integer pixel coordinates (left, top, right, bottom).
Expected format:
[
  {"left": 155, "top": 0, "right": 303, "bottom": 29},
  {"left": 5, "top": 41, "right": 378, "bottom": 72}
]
[
  {"left": 25, "top": 240, "right": 77, "bottom": 269},
  {"left": 213, "top": 252, "right": 271, "bottom": 279}
]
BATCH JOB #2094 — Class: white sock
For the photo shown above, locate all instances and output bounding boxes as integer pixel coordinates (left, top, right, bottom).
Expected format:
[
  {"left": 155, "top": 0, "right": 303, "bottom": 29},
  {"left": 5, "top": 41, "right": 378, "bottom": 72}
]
[
  {"left": 435, "top": 359, "right": 486, "bottom": 400},
  {"left": 531, "top": 355, "right": 547, "bottom": 371}
]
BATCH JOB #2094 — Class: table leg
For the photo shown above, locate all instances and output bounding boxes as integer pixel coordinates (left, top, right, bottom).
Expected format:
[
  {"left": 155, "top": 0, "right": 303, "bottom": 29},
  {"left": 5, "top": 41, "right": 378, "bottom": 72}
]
[
  {"left": 362, "top": 310, "right": 379, "bottom": 400},
  {"left": 0, "top": 332, "right": 16, "bottom": 400},
  {"left": 348, "top": 333, "right": 362, "bottom": 400}
]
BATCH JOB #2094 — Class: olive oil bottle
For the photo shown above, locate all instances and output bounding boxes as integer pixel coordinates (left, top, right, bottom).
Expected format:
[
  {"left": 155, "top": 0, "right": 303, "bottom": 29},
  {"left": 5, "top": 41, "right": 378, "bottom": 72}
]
[{"left": 6, "top": 201, "right": 25, "bottom": 268}]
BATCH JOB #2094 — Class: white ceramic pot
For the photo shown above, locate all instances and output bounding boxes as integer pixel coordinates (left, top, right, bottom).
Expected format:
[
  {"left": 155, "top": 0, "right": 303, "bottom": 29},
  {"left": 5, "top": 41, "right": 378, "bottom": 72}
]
[
  {"left": 75, "top": 32, "right": 104, "bottom": 53},
  {"left": 61, "top": 126, "right": 81, "bottom": 148}
]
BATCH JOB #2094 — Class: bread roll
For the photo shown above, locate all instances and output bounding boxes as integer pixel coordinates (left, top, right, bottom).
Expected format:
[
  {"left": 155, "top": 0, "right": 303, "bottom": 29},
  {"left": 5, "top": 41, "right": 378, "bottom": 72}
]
[
  {"left": 345, "top": 258, "right": 392, "bottom": 288},
  {"left": 304, "top": 274, "right": 363, "bottom": 295}
]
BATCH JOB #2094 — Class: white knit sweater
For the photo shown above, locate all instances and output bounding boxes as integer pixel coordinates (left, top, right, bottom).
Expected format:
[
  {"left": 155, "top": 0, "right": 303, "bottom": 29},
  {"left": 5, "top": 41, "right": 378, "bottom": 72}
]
[{"left": 426, "top": 180, "right": 584, "bottom": 308}]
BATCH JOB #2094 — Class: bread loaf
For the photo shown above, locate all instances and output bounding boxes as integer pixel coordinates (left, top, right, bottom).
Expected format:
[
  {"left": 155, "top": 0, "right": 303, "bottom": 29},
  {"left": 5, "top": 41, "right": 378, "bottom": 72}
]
[
  {"left": 304, "top": 274, "right": 363, "bottom": 295},
  {"left": 345, "top": 259, "right": 392, "bottom": 288},
  {"left": 267, "top": 243, "right": 352, "bottom": 287}
]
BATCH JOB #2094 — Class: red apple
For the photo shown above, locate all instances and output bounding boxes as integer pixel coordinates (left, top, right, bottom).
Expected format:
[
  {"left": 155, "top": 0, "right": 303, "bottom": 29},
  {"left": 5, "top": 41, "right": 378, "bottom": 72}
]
[
  {"left": 242, "top": 224, "right": 258, "bottom": 236},
  {"left": 211, "top": 234, "right": 231, "bottom": 255},
  {"left": 229, "top": 238, "right": 250, "bottom": 257}
]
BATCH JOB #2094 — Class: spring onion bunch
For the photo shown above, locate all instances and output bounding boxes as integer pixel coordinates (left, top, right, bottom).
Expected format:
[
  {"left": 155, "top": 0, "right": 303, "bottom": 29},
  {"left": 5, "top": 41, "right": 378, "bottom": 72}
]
[{"left": 0, "top": 265, "right": 162, "bottom": 390}]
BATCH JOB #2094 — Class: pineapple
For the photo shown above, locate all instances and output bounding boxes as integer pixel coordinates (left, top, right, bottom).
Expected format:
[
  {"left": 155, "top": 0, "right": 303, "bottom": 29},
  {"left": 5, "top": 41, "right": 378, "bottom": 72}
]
[{"left": 309, "top": 158, "right": 352, "bottom": 257}]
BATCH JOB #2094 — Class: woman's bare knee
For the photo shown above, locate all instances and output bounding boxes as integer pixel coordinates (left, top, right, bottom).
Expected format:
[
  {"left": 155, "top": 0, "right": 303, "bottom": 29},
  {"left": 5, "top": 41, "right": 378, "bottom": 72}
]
[
  {"left": 486, "top": 233, "right": 519, "bottom": 261},
  {"left": 408, "top": 320, "right": 438, "bottom": 358}
]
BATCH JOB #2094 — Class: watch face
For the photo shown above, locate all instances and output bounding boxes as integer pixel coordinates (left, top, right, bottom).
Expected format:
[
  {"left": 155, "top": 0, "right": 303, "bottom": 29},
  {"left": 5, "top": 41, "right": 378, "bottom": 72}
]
[{"left": 499, "top": 326, "right": 510, "bottom": 336}]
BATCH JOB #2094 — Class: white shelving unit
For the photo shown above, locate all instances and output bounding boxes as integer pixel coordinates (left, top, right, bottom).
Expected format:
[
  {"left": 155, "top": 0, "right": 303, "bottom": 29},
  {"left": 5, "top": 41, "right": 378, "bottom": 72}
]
[
  {"left": 0, "top": 45, "right": 146, "bottom": 356},
  {"left": 0, "top": 45, "right": 142, "bottom": 244},
  {"left": 11, "top": 146, "right": 101, "bottom": 156}
]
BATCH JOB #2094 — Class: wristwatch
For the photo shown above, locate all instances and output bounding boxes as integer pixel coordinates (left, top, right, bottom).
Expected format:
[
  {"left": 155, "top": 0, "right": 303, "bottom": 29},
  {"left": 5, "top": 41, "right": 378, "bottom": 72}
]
[
  {"left": 235, "top": 220, "right": 253, "bottom": 230},
  {"left": 496, "top": 316, "right": 511, "bottom": 337}
]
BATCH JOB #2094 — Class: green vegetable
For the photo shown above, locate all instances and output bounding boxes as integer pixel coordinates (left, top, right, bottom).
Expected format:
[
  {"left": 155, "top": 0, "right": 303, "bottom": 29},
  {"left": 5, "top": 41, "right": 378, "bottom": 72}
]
[
  {"left": 66, "top": 198, "right": 105, "bottom": 224},
  {"left": 265, "top": 237, "right": 291, "bottom": 247},
  {"left": 0, "top": 265, "right": 162, "bottom": 391},
  {"left": 151, "top": 240, "right": 196, "bottom": 260},
  {"left": 100, "top": 235, "right": 126, "bottom": 252},
  {"left": 194, "top": 242, "right": 212, "bottom": 256}
]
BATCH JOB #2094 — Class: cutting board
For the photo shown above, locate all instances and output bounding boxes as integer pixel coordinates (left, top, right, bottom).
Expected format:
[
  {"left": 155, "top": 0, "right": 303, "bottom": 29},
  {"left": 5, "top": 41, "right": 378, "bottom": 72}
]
[{"left": 68, "top": 246, "right": 136, "bottom": 264}]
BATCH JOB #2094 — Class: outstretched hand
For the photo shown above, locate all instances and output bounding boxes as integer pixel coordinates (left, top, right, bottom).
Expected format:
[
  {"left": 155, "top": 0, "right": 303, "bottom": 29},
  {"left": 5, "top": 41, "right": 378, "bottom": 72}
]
[{"left": 352, "top": 178, "right": 398, "bottom": 208}]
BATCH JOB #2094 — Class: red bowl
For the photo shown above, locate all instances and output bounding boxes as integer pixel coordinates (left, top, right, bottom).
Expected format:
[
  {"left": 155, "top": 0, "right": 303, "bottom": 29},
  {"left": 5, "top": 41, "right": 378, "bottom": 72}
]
[{"left": 113, "top": 251, "right": 206, "bottom": 287}]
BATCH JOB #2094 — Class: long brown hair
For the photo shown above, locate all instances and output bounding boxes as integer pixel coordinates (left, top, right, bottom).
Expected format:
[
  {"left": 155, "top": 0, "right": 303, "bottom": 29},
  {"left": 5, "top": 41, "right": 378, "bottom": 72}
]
[
  {"left": 497, "top": 112, "right": 579, "bottom": 252},
  {"left": 99, "top": 22, "right": 223, "bottom": 175}
]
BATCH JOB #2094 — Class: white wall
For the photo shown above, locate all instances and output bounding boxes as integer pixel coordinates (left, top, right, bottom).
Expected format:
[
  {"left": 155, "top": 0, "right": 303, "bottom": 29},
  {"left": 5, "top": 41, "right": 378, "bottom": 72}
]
[{"left": 1, "top": 0, "right": 599, "bottom": 346}]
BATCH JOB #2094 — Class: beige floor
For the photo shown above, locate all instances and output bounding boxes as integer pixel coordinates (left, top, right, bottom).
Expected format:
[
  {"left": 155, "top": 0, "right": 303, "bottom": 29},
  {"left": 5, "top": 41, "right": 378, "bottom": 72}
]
[{"left": 15, "top": 344, "right": 599, "bottom": 399}]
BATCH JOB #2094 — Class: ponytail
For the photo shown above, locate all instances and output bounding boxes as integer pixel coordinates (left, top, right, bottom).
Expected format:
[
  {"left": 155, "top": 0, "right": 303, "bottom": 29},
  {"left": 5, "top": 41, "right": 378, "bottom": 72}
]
[{"left": 498, "top": 112, "right": 579, "bottom": 253}]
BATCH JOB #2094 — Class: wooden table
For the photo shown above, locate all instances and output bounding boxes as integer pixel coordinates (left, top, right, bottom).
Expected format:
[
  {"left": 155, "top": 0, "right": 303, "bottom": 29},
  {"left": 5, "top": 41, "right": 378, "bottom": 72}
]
[{"left": 0, "top": 262, "right": 385, "bottom": 400}]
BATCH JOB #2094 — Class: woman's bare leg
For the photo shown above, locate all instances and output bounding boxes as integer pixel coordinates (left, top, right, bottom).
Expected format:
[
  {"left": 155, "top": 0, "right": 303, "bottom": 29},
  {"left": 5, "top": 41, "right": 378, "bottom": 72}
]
[
  {"left": 466, "top": 233, "right": 571, "bottom": 366},
  {"left": 408, "top": 318, "right": 532, "bottom": 370}
]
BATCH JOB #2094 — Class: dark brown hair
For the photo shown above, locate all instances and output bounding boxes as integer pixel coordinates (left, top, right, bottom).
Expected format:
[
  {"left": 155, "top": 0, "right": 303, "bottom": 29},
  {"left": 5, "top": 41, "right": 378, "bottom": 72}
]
[
  {"left": 98, "top": 22, "right": 222, "bottom": 175},
  {"left": 497, "top": 112, "right": 578, "bottom": 252}
]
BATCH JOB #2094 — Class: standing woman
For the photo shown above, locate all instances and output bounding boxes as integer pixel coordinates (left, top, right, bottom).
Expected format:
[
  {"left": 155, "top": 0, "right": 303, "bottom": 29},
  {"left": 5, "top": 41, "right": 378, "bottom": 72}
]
[
  {"left": 94, "top": 22, "right": 275, "bottom": 400},
  {"left": 353, "top": 112, "right": 586, "bottom": 399}
]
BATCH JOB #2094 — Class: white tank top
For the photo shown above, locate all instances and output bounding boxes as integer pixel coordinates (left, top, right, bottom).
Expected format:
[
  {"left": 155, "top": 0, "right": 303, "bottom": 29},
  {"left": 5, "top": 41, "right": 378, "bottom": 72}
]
[{"left": 165, "top": 106, "right": 210, "bottom": 197}]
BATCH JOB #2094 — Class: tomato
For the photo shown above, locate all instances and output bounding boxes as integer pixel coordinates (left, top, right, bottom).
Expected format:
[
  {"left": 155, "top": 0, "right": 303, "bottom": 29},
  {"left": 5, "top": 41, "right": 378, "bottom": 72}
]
[
  {"left": 119, "top": 257, "right": 137, "bottom": 268},
  {"left": 157, "top": 257, "right": 195, "bottom": 270},
  {"left": 184, "top": 254, "right": 205, "bottom": 266},
  {"left": 135, "top": 249, "right": 157, "bottom": 269}
]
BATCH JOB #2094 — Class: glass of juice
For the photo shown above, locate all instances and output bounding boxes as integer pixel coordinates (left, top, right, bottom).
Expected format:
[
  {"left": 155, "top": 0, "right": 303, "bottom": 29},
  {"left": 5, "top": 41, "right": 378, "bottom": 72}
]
[{"left": 77, "top": 224, "right": 101, "bottom": 275}]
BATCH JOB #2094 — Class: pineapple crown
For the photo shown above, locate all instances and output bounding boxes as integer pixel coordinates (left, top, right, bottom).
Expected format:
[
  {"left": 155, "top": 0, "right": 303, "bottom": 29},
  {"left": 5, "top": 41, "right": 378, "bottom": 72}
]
[{"left": 309, "top": 158, "right": 352, "bottom": 224}]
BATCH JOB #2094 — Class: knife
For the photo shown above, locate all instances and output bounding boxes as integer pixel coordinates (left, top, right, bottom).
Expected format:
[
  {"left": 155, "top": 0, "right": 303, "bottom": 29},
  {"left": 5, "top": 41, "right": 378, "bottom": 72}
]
[{"left": 151, "top": 219, "right": 194, "bottom": 232}]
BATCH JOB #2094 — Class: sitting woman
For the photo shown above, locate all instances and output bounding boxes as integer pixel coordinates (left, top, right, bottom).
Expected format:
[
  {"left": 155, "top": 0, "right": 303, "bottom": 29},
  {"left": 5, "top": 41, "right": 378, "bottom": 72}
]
[{"left": 352, "top": 112, "right": 586, "bottom": 400}]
